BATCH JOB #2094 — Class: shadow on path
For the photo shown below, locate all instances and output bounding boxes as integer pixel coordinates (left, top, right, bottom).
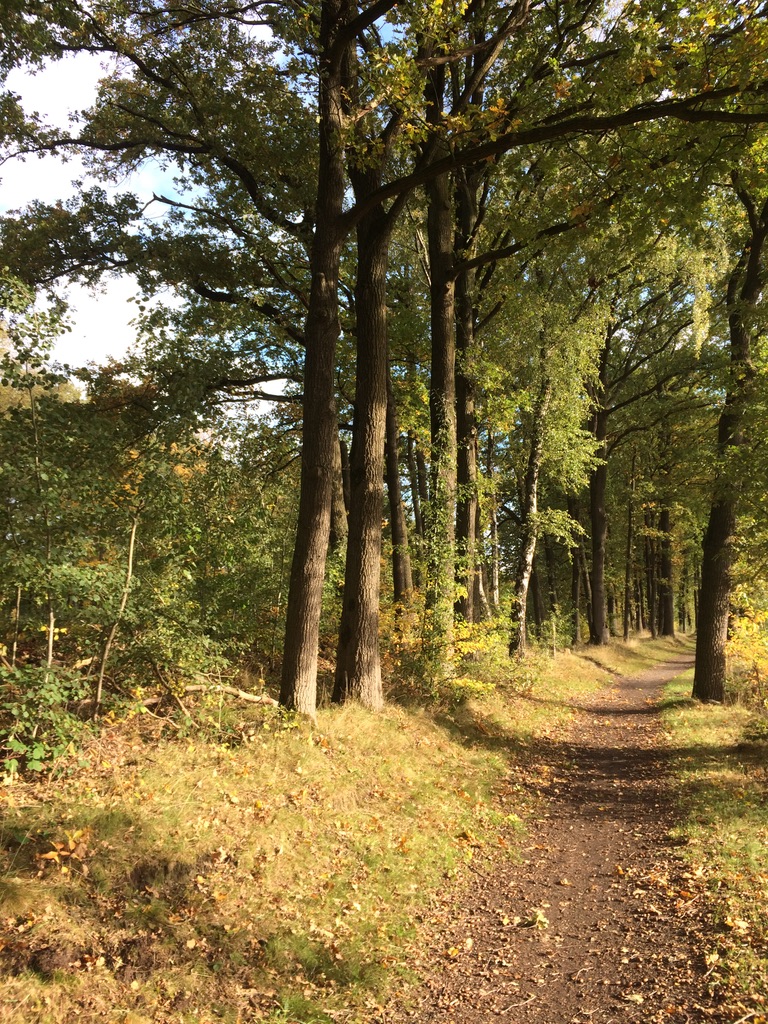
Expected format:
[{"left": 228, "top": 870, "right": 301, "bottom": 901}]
[{"left": 377, "top": 656, "right": 736, "bottom": 1024}]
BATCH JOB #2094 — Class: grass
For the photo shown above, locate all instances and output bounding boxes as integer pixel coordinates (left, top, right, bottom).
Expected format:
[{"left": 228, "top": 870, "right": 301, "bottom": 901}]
[
  {"left": 0, "top": 633, "right": 694, "bottom": 1024},
  {"left": 661, "top": 668, "right": 768, "bottom": 1017}
]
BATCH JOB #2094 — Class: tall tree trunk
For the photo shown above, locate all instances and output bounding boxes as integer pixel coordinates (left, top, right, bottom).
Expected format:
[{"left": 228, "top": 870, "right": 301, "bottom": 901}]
[
  {"left": 588, "top": 337, "right": 611, "bottom": 645},
  {"left": 531, "top": 563, "right": 546, "bottom": 635},
  {"left": 487, "top": 432, "right": 501, "bottom": 613},
  {"left": 659, "top": 506, "right": 675, "bottom": 636},
  {"left": 694, "top": 502, "right": 736, "bottom": 700},
  {"left": 571, "top": 554, "right": 582, "bottom": 645},
  {"left": 454, "top": 306, "right": 479, "bottom": 623},
  {"left": 454, "top": 164, "right": 483, "bottom": 624},
  {"left": 329, "top": 428, "right": 349, "bottom": 554},
  {"left": 333, "top": 146, "right": 408, "bottom": 706},
  {"left": 424, "top": 158, "right": 457, "bottom": 671},
  {"left": 406, "top": 431, "right": 425, "bottom": 588},
  {"left": 544, "top": 534, "right": 559, "bottom": 617},
  {"left": 339, "top": 436, "right": 351, "bottom": 513},
  {"left": 280, "top": 0, "right": 350, "bottom": 714},
  {"left": 694, "top": 187, "right": 766, "bottom": 701},
  {"left": 333, "top": 207, "right": 390, "bottom": 708},
  {"left": 510, "top": 374, "right": 552, "bottom": 656},
  {"left": 623, "top": 459, "right": 635, "bottom": 641},
  {"left": 474, "top": 499, "right": 491, "bottom": 620},
  {"left": 607, "top": 591, "right": 618, "bottom": 637},
  {"left": 406, "top": 432, "right": 425, "bottom": 542},
  {"left": 567, "top": 496, "right": 582, "bottom": 644},
  {"left": 580, "top": 542, "right": 595, "bottom": 641},
  {"left": 644, "top": 511, "right": 658, "bottom": 639},
  {"left": 589, "top": 407, "right": 610, "bottom": 644},
  {"left": 385, "top": 363, "right": 413, "bottom": 602}
]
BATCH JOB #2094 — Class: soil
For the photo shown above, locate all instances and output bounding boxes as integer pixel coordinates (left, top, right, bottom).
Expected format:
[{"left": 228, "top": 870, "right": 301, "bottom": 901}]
[{"left": 376, "top": 654, "right": 734, "bottom": 1024}]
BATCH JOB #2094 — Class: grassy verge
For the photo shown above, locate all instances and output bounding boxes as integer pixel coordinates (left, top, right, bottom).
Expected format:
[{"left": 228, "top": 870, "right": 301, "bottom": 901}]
[
  {"left": 0, "top": 635, "right": 689, "bottom": 1024},
  {"left": 661, "top": 670, "right": 768, "bottom": 1018}
]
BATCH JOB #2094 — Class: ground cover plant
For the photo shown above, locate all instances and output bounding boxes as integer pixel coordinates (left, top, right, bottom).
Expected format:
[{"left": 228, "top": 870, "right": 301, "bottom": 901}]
[
  {"left": 662, "top": 670, "right": 768, "bottom": 1019},
  {"left": 0, "top": 638, "right": 684, "bottom": 1024}
]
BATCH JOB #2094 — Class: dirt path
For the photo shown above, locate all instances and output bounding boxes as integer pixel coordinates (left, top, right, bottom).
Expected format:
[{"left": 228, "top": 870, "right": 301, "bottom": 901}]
[{"left": 378, "top": 655, "right": 730, "bottom": 1024}]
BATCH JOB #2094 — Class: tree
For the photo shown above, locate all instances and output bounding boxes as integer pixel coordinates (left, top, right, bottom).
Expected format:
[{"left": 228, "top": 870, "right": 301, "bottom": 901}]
[
  {"left": 693, "top": 170, "right": 768, "bottom": 703},
  {"left": 4, "top": 0, "right": 768, "bottom": 718}
]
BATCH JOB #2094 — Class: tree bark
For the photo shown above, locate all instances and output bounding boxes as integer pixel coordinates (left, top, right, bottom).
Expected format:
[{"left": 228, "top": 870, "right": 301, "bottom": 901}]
[
  {"left": 659, "top": 505, "right": 675, "bottom": 636},
  {"left": 474, "top": 501, "right": 491, "bottom": 620},
  {"left": 454, "top": 301, "right": 479, "bottom": 623},
  {"left": 589, "top": 407, "right": 610, "bottom": 644},
  {"left": 623, "top": 460, "right": 635, "bottom": 641},
  {"left": 488, "top": 432, "right": 501, "bottom": 613},
  {"left": 333, "top": 129, "right": 409, "bottom": 705},
  {"left": 329, "top": 426, "right": 349, "bottom": 554},
  {"left": 580, "top": 541, "right": 595, "bottom": 641},
  {"left": 333, "top": 206, "right": 390, "bottom": 709},
  {"left": 385, "top": 363, "right": 414, "bottom": 602},
  {"left": 406, "top": 432, "right": 425, "bottom": 543},
  {"left": 510, "top": 374, "right": 552, "bottom": 656},
  {"left": 531, "top": 563, "right": 546, "bottom": 634},
  {"left": 280, "top": 0, "right": 350, "bottom": 715},
  {"left": 544, "top": 534, "right": 559, "bottom": 617},
  {"left": 424, "top": 127, "right": 457, "bottom": 672},
  {"left": 340, "top": 435, "right": 351, "bottom": 512},
  {"left": 694, "top": 501, "right": 736, "bottom": 701},
  {"left": 567, "top": 496, "right": 582, "bottom": 644},
  {"left": 571, "top": 553, "right": 582, "bottom": 645},
  {"left": 694, "top": 185, "right": 766, "bottom": 701},
  {"left": 454, "top": 164, "right": 483, "bottom": 624},
  {"left": 588, "top": 335, "right": 611, "bottom": 645},
  {"left": 644, "top": 511, "right": 658, "bottom": 639}
]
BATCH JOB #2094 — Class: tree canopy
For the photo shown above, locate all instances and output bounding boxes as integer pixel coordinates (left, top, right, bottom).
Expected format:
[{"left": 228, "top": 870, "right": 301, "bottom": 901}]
[{"left": 1, "top": 0, "right": 768, "bottom": 746}]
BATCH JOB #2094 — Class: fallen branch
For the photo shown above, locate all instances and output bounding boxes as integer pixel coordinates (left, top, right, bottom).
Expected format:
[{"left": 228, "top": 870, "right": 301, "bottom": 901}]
[
  {"left": 139, "top": 683, "right": 279, "bottom": 709},
  {"left": 185, "top": 683, "right": 279, "bottom": 707}
]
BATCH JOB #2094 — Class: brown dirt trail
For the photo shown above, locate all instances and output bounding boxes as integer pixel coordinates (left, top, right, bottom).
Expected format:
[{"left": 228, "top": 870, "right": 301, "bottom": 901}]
[{"left": 377, "top": 654, "right": 731, "bottom": 1024}]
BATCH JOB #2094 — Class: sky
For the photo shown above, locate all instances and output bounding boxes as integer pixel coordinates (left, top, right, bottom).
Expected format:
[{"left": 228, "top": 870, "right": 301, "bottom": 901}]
[{"left": 2, "top": 54, "right": 173, "bottom": 369}]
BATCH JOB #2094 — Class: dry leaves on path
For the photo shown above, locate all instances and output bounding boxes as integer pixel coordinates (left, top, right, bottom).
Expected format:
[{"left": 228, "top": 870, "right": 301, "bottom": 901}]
[{"left": 375, "top": 656, "right": 740, "bottom": 1024}]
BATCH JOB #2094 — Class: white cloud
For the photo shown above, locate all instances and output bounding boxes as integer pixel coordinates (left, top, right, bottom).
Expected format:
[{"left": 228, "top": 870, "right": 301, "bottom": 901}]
[
  {"left": 2, "top": 55, "right": 180, "bottom": 368},
  {"left": 55, "top": 279, "right": 141, "bottom": 368}
]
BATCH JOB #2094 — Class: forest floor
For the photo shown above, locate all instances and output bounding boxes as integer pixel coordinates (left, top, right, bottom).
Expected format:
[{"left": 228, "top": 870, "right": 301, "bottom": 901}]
[
  {"left": 375, "top": 653, "right": 760, "bottom": 1024},
  {"left": 1, "top": 640, "right": 765, "bottom": 1024}
]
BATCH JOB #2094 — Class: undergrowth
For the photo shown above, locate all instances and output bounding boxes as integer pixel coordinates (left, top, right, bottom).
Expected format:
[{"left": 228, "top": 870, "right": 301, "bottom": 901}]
[
  {"left": 0, "top": 635, "right": 688, "bottom": 1024},
  {"left": 661, "top": 670, "right": 768, "bottom": 1019}
]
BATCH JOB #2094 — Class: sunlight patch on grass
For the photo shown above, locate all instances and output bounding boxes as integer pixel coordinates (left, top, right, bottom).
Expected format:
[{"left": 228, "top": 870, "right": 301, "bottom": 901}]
[
  {"left": 662, "top": 671, "right": 768, "bottom": 1014},
  {"left": 0, "top": 698, "right": 529, "bottom": 1023},
  {"left": 0, "top": 635, "right": 695, "bottom": 1023}
]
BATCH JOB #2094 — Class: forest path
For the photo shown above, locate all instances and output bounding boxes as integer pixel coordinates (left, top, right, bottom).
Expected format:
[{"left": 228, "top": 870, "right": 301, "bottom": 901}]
[{"left": 376, "top": 653, "right": 731, "bottom": 1024}]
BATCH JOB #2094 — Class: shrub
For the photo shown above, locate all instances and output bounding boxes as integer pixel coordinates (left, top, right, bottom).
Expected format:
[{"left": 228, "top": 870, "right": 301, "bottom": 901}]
[{"left": 0, "top": 665, "right": 91, "bottom": 778}]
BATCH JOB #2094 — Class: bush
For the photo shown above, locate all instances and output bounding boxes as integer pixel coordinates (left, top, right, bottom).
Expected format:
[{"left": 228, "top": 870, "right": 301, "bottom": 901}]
[{"left": 0, "top": 665, "right": 91, "bottom": 778}]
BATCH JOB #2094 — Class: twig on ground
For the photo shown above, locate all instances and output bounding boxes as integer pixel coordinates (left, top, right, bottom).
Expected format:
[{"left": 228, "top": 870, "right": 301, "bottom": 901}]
[
  {"left": 731, "top": 1012, "right": 757, "bottom": 1024},
  {"left": 501, "top": 995, "right": 536, "bottom": 1012}
]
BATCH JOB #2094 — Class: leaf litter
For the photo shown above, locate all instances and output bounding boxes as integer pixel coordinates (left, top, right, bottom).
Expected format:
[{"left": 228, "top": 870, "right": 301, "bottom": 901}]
[{"left": 374, "top": 653, "right": 763, "bottom": 1024}]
